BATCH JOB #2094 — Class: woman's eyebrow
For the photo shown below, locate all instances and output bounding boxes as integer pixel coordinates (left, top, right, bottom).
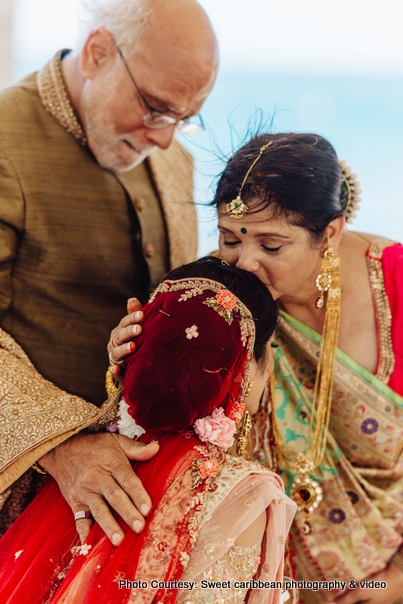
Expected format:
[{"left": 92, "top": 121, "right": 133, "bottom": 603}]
[
  {"left": 254, "top": 232, "right": 290, "bottom": 240},
  {"left": 218, "top": 226, "right": 234, "bottom": 233},
  {"left": 219, "top": 226, "right": 290, "bottom": 240}
]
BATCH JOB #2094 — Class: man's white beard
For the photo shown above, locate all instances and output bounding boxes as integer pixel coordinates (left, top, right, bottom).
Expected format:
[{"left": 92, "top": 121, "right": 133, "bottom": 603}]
[{"left": 81, "top": 75, "right": 156, "bottom": 173}]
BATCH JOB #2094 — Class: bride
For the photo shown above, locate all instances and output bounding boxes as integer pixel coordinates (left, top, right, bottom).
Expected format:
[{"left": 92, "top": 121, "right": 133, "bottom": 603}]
[{"left": 0, "top": 256, "right": 295, "bottom": 604}]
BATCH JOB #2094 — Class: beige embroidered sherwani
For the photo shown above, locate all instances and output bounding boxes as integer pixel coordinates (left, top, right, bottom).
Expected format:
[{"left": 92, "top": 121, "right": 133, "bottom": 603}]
[{"left": 0, "top": 52, "right": 197, "bottom": 531}]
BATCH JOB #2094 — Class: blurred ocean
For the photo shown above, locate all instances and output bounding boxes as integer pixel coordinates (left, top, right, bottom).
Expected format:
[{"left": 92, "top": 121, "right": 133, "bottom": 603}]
[{"left": 180, "top": 71, "right": 403, "bottom": 256}]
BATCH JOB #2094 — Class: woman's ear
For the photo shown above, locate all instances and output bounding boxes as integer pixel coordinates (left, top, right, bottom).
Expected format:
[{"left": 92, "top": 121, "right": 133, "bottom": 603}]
[{"left": 328, "top": 215, "right": 345, "bottom": 252}]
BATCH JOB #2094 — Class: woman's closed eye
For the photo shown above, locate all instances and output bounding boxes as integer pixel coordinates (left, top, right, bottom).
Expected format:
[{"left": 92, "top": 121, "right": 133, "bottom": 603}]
[
  {"left": 223, "top": 239, "right": 240, "bottom": 247},
  {"left": 262, "top": 244, "right": 282, "bottom": 253}
]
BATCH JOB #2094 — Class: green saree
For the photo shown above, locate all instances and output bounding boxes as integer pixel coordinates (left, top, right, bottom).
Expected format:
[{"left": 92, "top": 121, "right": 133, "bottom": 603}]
[{"left": 250, "top": 238, "right": 403, "bottom": 603}]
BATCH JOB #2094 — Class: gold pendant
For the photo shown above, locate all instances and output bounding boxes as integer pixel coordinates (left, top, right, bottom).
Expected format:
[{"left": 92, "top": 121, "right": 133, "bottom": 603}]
[
  {"left": 290, "top": 475, "right": 323, "bottom": 535},
  {"left": 290, "top": 454, "right": 323, "bottom": 534}
]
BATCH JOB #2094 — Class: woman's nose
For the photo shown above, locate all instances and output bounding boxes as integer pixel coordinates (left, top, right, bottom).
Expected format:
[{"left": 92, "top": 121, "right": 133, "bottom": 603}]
[{"left": 235, "top": 249, "right": 260, "bottom": 274}]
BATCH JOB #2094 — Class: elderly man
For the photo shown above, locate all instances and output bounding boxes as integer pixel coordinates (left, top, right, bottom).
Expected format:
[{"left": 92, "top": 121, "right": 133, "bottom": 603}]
[{"left": 0, "top": 0, "right": 218, "bottom": 545}]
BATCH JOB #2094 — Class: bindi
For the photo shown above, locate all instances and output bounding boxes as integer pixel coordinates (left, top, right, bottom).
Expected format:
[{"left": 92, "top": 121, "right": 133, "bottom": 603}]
[{"left": 241, "top": 227, "right": 247, "bottom": 234}]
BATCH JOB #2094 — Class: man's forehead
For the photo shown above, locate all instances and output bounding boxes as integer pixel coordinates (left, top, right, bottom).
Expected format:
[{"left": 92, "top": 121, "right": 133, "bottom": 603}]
[{"left": 129, "top": 50, "right": 216, "bottom": 115}]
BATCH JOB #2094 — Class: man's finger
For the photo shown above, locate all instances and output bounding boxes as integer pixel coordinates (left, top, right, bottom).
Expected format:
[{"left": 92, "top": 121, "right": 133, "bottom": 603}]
[
  {"left": 85, "top": 492, "right": 126, "bottom": 546},
  {"left": 71, "top": 506, "right": 93, "bottom": 544},
  {"left": 76, "top": 519, "right": 92, "bottom": 544},
  {"left": 111, "top": 438, "right": 159, "bottom": 516},
  {"left": 120, "top": 439, "right": 160, "bottom": 462},
  {"left": 101, "top": 478, "right": 148, "bottom": 536}
]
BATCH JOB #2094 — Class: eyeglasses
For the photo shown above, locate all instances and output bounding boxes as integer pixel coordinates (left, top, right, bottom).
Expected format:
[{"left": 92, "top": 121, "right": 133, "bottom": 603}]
[{"left": 115, "top": 44, "right": 205, "bottom": 136}]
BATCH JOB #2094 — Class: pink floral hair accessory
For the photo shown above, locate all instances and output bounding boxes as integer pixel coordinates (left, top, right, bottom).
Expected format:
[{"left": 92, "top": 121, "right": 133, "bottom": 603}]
[
  {"left": 216, "top": 289, "right": 237, "bottom": 311},
  {"left": 203, "top": 289, "right": 238, "bottom": 325},
  {"left": 194, "top": 407, "right": 236, "bottom": 450}
]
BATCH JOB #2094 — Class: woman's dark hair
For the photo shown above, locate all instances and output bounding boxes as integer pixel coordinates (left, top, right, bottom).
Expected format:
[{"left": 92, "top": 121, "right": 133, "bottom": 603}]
[
  {"left": 213, "top": 133, "right": 344, "bottom": 239},
  {"left": 164, "top": 256, "right": 278, "bottom": 363}
]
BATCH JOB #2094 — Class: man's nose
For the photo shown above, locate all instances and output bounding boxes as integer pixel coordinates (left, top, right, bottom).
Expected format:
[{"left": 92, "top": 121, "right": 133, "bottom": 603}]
[{"left": 145, "top": 126, "right": 175, "bottom": 150}]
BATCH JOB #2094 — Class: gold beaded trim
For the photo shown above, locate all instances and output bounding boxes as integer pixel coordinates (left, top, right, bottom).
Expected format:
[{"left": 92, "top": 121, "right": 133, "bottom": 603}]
[
  {"left": 367, "top": 238, "right": 396, "bottom": 383},
  {"left": 37, "top": 50, "right": 87, "bottom": 146}
]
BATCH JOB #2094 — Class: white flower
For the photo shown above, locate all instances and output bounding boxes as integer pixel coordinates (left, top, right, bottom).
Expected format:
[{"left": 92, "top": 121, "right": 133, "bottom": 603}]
[
  {"left": 280, "top": 590, "right": 290, "bottom": 603},
  {"left": 117, "top": 398, "right": 145, "bottom": 439}
]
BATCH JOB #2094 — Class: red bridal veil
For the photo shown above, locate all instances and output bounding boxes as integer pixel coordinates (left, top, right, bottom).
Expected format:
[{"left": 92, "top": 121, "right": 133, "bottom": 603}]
[{"left": 0, "top": 278, "right": 295, "bottom": 604}]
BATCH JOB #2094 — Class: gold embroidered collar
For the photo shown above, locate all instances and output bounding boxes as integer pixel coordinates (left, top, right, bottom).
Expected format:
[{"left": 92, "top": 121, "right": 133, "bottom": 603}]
[{"left": 37, "top": 50, "right": 87, "bottom": 146}]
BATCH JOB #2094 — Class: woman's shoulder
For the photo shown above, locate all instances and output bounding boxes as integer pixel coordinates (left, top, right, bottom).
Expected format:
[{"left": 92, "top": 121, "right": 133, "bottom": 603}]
[{"left": 349, "top": 230, "right": 400, "bottom": 258}]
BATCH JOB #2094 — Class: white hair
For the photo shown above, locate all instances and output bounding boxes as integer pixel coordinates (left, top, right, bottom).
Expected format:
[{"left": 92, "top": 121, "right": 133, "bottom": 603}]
[{"left": 77, "top": 0, "right": 151, "bottom": 56}]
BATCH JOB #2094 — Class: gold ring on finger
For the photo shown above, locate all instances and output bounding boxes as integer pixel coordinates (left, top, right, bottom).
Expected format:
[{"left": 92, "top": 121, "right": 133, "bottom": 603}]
[{"left": 109, "top": 351, "right": 124, "bottom": 367}]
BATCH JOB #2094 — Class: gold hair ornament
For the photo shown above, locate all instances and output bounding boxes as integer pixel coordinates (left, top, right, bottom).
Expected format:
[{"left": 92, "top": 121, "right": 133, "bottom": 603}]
[
  {"left": 339, "top": 160, "right": 361, "bottom": 223},
  {"left": 271, "top": 231, "right": 341, "bottom": 534},
  {"left": 226, "top": 141, "right": 273, "bottom": 219}
]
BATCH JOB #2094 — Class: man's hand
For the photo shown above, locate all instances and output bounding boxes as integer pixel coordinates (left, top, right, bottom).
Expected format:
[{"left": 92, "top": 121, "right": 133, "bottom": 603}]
[
  {"left": 39, "top": 432, "right": 159, "bottom": 546},
  {"left": 331, "top": 563, "right": 403, "bottom": 604},
  {"left": 108, "top": 298, "right": 144, "bottom": 384}
]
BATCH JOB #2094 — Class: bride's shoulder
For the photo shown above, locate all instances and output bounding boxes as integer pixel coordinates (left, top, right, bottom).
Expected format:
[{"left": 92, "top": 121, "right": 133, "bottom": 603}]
[{"left": 221, "top": 454, "right": 283, "bottom": 489}]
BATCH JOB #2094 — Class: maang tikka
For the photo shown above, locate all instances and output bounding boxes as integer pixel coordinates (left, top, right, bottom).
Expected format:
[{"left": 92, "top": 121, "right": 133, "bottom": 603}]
[{"left": 226, "top": 141, "right": 273, "bottom": 219}]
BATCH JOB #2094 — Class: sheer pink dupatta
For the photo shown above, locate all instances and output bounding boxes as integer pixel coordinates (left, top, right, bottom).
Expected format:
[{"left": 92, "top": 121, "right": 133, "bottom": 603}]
[{"left": 177, "top": 467, "right": 295, "bottom": 604}]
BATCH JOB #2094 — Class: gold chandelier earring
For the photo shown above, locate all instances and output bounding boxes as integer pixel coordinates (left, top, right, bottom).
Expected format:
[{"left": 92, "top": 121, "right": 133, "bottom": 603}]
[
  {"left": 314, "top": 229, "right": 339, "bottom": 310},
  {"left": 272, "top": 227, "right": 341, "bottom": 534},
  {"left": 236, "top": 380, "right": 254, "bottom": 457}
]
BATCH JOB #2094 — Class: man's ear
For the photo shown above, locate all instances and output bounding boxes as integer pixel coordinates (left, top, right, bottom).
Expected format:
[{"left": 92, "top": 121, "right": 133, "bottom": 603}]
[{"left": 80, "top": 28, "right": 115, "bottom": 79}]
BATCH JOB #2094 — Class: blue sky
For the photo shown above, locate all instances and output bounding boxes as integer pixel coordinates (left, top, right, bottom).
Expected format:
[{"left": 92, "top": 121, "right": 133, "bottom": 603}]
[{"left": 13, "top": 0, "right": 403, "bottom": 77}]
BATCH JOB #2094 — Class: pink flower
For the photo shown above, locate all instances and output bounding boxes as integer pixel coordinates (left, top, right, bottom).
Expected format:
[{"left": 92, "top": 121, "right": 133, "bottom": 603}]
[
  {"left": 198, "top": 459, "right": 219, "bottom": 479},
  {"left": 216, "top": 289, "right": 237, "bottom": 312},
  {"left": 194, "top": 407, "right": 236, "bottom": 449}
]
